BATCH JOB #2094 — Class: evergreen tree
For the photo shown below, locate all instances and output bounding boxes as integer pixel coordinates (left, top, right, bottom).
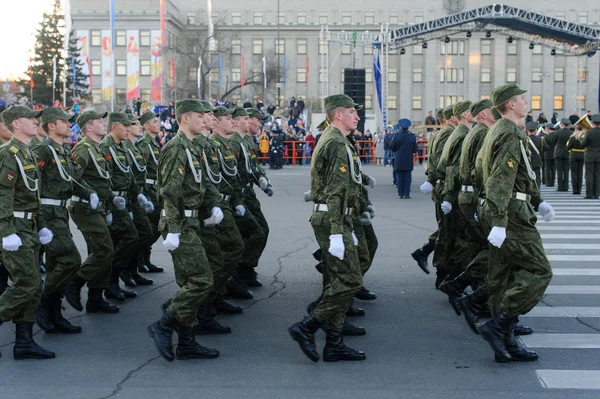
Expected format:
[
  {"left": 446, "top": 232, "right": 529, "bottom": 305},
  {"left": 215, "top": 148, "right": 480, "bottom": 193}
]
[{"left": 65, "top": 30, "right": 90, "bottom": 104}]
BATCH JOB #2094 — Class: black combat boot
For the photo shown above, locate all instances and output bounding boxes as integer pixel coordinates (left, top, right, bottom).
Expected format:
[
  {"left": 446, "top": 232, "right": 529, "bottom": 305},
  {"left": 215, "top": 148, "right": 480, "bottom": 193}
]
[
  {"left": 120, "top": 270, "right": 137, "bottom": 287},
  {"left": 225, "top": 274, "right": 253, "bottom": 300},
  {"left": 86, "top": 288, "right": 120, "bottom": 313},
  {"left": 175, "top": 325, "right": 220, "bottom": 360},
  {"left": 143, "top": 248, "right": 164, "bottom": 273},
  {"left": 411, "top": 242, "right": 434, "bottom": 274},
  {"left": 342, "top": 320, "right": 366, "bottom": 336},
  {"left": 288, "top": 315, "right": 324, "bottom": 362},
  {"left": 435, "top": 268, "right": 448, "bottom": 289},
  {"left": 323, "top": 328, "right": 366, "bottom": 362},
  {"left": 193, "top": 304, "right": 232, "bottom": 335},
  {"left": 457, "top": 287, "right": 488, "bottom": 335},
  {"left": 495, "top": 322, "right": 539, "bottom": 363},
  {"left": 36, "top": 290, "right": 56, "bottom": 333},
  {"left": 213, "top": 296, "right": 243, "bottom": 314},
  {"left": 440, "top": 272, "right": 469, "bottom": 316},
  {"left": 479, "top": 310, "right": 514, "bottom": 362},
  {"left": 64, "top": 275, "right": 86, "bottom": 312},
  {"left": 104, "top": 282, "right": 126, "bottom": 301},
  {"left": 50, "top": 294, "right": 82, "bottom": 334},
  {"left": 147, "top": 312, "right": 177, "bottom": 361},
  {"left": 0, "top": 263, "right": 10, "bottom": 295},
  {"left": 354, "top": 287, "right": 377, "bottom": 301},
  {"left": 514, "top": 322, "right": 533, "bottom": 336},
  {"left": 13, "top": 322, "right": 55, "bottom": 360},
  {"left": 246, "top": 268, "right": 263, "bottom": 288},
  {"left": 132, "top": 267, "right": 154, "bottom": 286},
  {"left": 346, "top": 299, "right": 365, "bottom": 317}
]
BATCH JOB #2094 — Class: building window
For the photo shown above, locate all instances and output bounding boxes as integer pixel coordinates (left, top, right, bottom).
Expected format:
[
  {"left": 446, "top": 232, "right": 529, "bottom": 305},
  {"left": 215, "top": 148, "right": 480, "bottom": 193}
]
[
  {"left": 253, "top": 12, "right": 263, "bottom": 25},
  {"left": 555, "top": 11, "right": 566, "bottom": 20},
  {"left": 342, "top": 12, "right": 352, "bottom": 25},
  {"left": 365, "top": 12, "right": 375, "bottom": 25},
  {"left": 140, "top": 60, "right": 151, "bottom": 76},
  {"left": 342, "top": 44, "right": 351, "bottom": 54},
  {"left": 413, "top": 68, "right": 423, "bottom": 82},
  {"left": 253, "top": 39, "right": 263, "bottom": 55},
  {"left": 578, "top": 11, "right": 588, "bottom": 24},
  {"left": 506, "top": 67, "right": 517, "bottom": 83},
  {"left": 365, "top": 68, "right": 373, "bottom": 83},
  {"left": 365, "top": 95, "right": 372, "bottom": 109},
  {"left": 141, "top": 89, "right": 151, "bottom": 103},
  {"left": 364, "top": 46, "right": 373, "bottom": 55},
  {"left": 388, "top": 95, "right": 397, "bottom": 109},
  {"left": 231, "top": 39, "right": 241, "bottom": 54},
  {"left": 187, "top": 43, "right": 197, "bottom": 54},
  {"left": 140, "top": 30, "right": 150, "bottom": 47},
  {"left": 252, "top": 67, "right": 261, "bottom": 81},
  {"left": 91, "top": 60, "right": 101, "bottom": 76},
  {"left": 319, "top": 68, "right": 327, "bottom": 83},
  {"left": 319, "top": 40, "right": 328, "bottom": 55},
  {"left": 554, "top": 95, "right": 563, "bottom": 110},
  {"left": 210, "top": 69, "right": 218, "bottom": 83},
  {"left": 116, "top": 30, "right": 126, "bottom": 47},
  {"left": 275, "top": 39, "right": 285, "bottom": 55},
  {"left": 413, "top": 96, "right": 422, "bottom": 110},
  {"left": 116, "top": 60, "right": 126, "bottom": 76},
  {"left": 481, "top": 67, "right": 491, "bottom": 82},
  {"left": 296, "top": 68, "right": 306, "bottom": 82},
  {"left": 414, "top": 45, "right": 423, "bottom": 55},
  {"left": 319, "top": 13, "right": 328, "bottom": 25},
  {"left": 532, "top": 44, "right": 542, "bottom": 54},
  {"left": 480, "top": 95, "right": 490, "bottom": 100},
  {"left": 231, "top": 12, "right": 241, "bottom": 24},
  {"left": 532, "top": 67, "right": 542, "bottom": 82},
  {"left": 481, "top": 39, "right": 492, "bottom": 55},
  {"left": 531, "top": 95, "right": 541, "bottom": 110},
  {"left": 441, "top": 68, "right": 463, "bottom": 83},
  {"left": 577, "top": 95, "right": 586, "bottom": 109},
  {"left": 116, "top": 89, "right": 126, "bottom": 104},
  {"left": 414, "top": 12, "right": 424, "bottom": 23},
  {"left": 441, "top": 40, "right": 465, "bottom": 55},
  {"left": 297, "top": 39, "right": 307, "bottom": 54},
  {"left": 507, "top": 42, "right": 517, "bottom": 55},
  {"left": 389, "top": 13, "right": 399, "bottom": 24},
  {"left": 554, "top": 67, "right": 564, "bottom": 82},
  {"left": 388, "top": 68, "right": 397, "bottom": 83},
  {"left": 577, "top": 67, "right": 587, "bottom": 82},
  {"left": 277, "top": 12, "right": 285, "bottom": 25},
  {"left": 91, "top": 30, "right": 101, "bottom": 46},
  {"left": 188, "top": 67, "right": 197, "bottom": 81},
  {"left": 187, "top": 12, "right": 196, "bottom": 25},
  {"left": 232, "top": 67, "right": 241, "bottom": 82},
  {"left": 92, "top": 89, "right": 102, "bottom": 104},
  {"left": 297, "top": 12, "right": 306, "bottom": 24}
]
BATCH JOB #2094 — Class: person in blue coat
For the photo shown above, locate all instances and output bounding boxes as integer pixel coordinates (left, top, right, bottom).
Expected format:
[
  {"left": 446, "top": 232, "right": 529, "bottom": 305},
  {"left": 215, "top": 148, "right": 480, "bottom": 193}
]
[{"left": 390, "top": 118, "right": 418, "bottom": 198}]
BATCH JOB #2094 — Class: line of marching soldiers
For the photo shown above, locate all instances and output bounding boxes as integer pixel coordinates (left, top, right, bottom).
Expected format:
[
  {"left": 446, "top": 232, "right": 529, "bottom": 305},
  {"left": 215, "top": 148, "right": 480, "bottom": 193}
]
[{"left": 0, "top": 100, "right": 274, "bottom": 361}]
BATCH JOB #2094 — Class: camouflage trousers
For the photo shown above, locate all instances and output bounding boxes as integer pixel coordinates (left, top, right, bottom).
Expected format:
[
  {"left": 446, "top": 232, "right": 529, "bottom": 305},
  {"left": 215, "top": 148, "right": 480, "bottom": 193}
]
[
  {"left": 431, "top": 184, "right": 447, "bottom": 272},
  {"left": 0, "top": 219, "right": 42, "bottom": 323},
  {"left": 40, "top": 205, "right": 82, "bottom": 294},
  {"left": 200, "top": 221, "right": 224, "bottom": 302},
  {"left": 244, "top": 187, "right": 269, "bottom": 268},
  {"left": 310, "top": 212, "right": 362, "bottom": 330},
  {"left": 69, "top": 203, "right": 114, "bottom": 289},
  {"left": 458, "top": 191, "right": 488, "bottom": 289},
  {"left": 108, "top": 209, "right": 139, "bottom": 282},
  {"left": 130, "top": 206, "right": 153, "bottom": 269},
  {"left": 215, "top": 203, "right": 244, "bottom": 294},
  {"left": 353, "top": 221, "right": 378, "bottom": 275},
  {"left": 235, "top": 202, "right": 266, "bottom": 270},
  {"left": 164, "top": 217, "right": 213, "bottom": 327},
  {"left": 484, "top": 199, "right": 553, "bottom": 317}
]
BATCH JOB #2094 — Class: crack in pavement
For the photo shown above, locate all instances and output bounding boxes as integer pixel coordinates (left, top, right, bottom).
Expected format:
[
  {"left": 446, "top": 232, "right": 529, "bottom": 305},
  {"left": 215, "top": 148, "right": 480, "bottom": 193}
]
[
  {"left": 243, "top": 236, "right": 314, "bottom": 311},
  {"left": 95, "top": 355, "right": 161, "bottom": 399},
  {"left": 539, "top": 297, "right": 555, "bottom": 307},
  {"left": 575, "top": 317, "right": 600, "bottom": 333},
  {"left": 377, "top": 215, "right": 433, "bottom": 233}
]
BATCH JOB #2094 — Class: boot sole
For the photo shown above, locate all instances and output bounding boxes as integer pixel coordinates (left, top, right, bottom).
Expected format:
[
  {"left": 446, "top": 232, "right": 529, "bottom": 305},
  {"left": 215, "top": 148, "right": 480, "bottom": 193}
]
[
  {"left": 343, "top": 330, "right": 366, "bottom": 336},
  {"left": 175, "top": 353, "right": 219, "bottom": 360},
  {"left": 346, "top": 311, "right": 365, "bottom": 317},
  {"left": 46, "top": 327, "right": 82, "bottom": 334},
  {"left": 147, "top": 325, "right": 174, "bottom": 362},
  {"left": 495, "top": 354, "right": 539, "bottom": 363},
  {"left": 215, "top": 309, "right": 243, "bottom": 315},
  {"left": 411, "top": 253, "right": 431, "bottom": 274},
  {"left": 14, "top": 353, "right": 56, "bottom": 360},
  {"left": 194, "top": 329, "right": 232, "bottom": 335},
  {"left": 86, "top": 306, "right": 120, "bottom": 314},
  {"left": 288, "top": 328, "right": 319, "bottom": 362},
  {"left": 323, "top": 355, "right": 366, "bottom": 362}
]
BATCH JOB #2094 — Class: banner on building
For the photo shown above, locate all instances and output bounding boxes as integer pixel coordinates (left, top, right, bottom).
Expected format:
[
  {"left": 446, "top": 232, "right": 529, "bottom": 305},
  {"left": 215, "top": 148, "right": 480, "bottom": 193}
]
[
  {"left": 101, "top": 29, "right": 113, "bottom": 101},
  {"left": 76, "top": 30, "right": 91, "bottom": 90},
  {"left": 151, "top": 29, "right": 162, "bottom": 102},
  {"left": 126, "top": 30, "right": 140, "bottom": 101}
]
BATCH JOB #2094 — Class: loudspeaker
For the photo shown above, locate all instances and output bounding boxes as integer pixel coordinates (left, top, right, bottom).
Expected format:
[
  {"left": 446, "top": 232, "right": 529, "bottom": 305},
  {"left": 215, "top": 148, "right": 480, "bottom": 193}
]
[{"left": 343, "top": 68, "right": 366, "bottom": 133}]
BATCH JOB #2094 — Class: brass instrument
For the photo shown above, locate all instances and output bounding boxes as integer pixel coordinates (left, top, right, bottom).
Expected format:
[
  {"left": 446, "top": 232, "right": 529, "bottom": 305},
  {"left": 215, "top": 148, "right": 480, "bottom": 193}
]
[
  {"left": 317, "top": 119, "right": 330, "bottom": 130},
  {"left": 575, "top": 115, "right": 592, "bottom": 132}
]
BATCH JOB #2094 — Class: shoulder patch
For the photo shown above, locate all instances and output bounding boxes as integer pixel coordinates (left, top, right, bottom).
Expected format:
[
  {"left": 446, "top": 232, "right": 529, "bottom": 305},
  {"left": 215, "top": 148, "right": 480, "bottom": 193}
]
[
  {"left": 3, "top": 171, "right": 16, "bottom": 184},
  {"left": 178, "top": 164, "right": 184, "bottom": 175},
  {"left": 9, "top": 146, "right": 19, "bottom": 154},
  {"left": 507, "top": 159, "right": 515, "bottom": 169}
]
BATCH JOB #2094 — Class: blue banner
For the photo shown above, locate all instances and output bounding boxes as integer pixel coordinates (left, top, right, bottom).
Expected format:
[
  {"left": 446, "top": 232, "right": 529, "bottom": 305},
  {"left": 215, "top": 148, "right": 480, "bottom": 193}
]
[
  {"left": 109, "top": 0, "right": 115, "bottom": 50},
  {"left": 373, "top": 42, "right": 385, "bottom": 126}
]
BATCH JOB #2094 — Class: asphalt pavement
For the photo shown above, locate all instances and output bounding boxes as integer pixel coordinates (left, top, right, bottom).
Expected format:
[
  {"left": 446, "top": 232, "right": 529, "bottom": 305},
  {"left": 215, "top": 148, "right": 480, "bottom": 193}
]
[{"left": 0, "top": 163, "right": 598, "bottom": 399}]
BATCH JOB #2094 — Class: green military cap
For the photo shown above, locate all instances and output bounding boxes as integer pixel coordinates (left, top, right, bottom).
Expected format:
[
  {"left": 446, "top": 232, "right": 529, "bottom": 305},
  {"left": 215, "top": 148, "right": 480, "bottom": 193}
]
[
  {"left": 324, "top": 94, "right": 362, "bottom": 113},
  {"left": 436, "top": 108, "right": 444, "bottom": 121},
  {"left": 453, "top": 100, "right": 473, "bottom": 117},
  {"left": 246, "top": 107, "right": 268, "bottom": 120},
  {"left": 491, "top": 108, "right": 502, "bottom": 121},
  {"left": 443, "top": 105, "right": 454, "bottom": 120},
  {"left": 41, "top": 107, "right": 74, "bottom": 124},
  {"left": 199, "top": 100, "right": 218, "bottom": 112},
  {"left": 76, "top": 110, "right": 108, "bottom": 128},
  {"left": 127, "top": 114, "right": 138, "bottom": 122},
  {"left": 175, "top": 99, "right": 211, "bottom": 116},
  {"left": 560, "top": 118, "right": 571, "bottom": 125},
  {"left": 231, "top": 107, "right": 249, "bottom": 118},
  {"left": 525, "top": 121, "right": 538, "bottom": 131},
  {"left": 591, "top": 114, "right": 600, "bottom": 123},
  {"left": 1, "top": 105, "right": 43, "bottom": 126},
  {"left": 491, "top": 83, "right": 527, "bottom": 107},
  {"left": 139, "top": 111, "right": 157, "bottom": 126},
  {"left": 213, "top": 106, "right": 234, "bottom": 117},
  {"left": 470, "top": 99, "right": 493, "bottom": 117},
  {"left": 108, "top": 112, "right": 135, "bottom": 126}
]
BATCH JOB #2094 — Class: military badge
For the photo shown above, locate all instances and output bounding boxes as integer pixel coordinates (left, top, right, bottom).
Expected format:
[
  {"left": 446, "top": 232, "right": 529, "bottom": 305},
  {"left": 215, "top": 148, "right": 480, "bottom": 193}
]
[{"left": 339, "top": 163, "right": 348, "bottom": 173}]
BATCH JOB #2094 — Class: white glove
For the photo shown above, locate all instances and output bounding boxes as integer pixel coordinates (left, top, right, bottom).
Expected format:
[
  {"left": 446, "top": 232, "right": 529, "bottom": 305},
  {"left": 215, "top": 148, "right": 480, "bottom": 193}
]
[
  {"left": 258, "top": 176, "right": 269, "bottom": 191},
  {"left": 441, "top": 201, "right": 452, "bottom": 215},
  {"left": 328, "top": 234, "right": 345, "bottom": 260},
  {"left": 113, "top": 196, "right": 126, "bottom": 211},
  {"left": 2, "top": 233, "right": 22, "bottom": 252},
  {"left": 265, "top": 186, "right": 274, "bottom": 197},
  {"left": 420, "top": 181, "right": 433, "bottom": 194},
  {"left": 352, "top": 231, "right": 359, "bottom": 246},
  {"left": 366, "top": 175, "right": 376, "bottom": 189},
  {"left": 488, "top": 226, "right": 507, "bottom": 248},
  {"left": 137, "top": 193, "right": 148, "bottom": 206},
  {"left": 235, "top": 205, "right": 246, "bottom": 216},
  {"left": 303, "top": 190, "right": 312, "bottom": 202},
  {"left": 358, "top": 212, "right": 371, "bottom": 225},
  {"left": 212, "top": 207, "right": 224, "bottom": 225},
  {"left": 163, "top": 233, "right": 180, "bottom": 251},
  {"left": 90, "top": 193, "right": 99, "bottom": 210},
  {"left": 129, "top": 212, "right": 134, "bottom": 220},
  {"left": 538, "top": 201, "right": 555, "bottom": 222},
  {"left": 144, "top": 201, "right": 155, "bottom": 213},
  {"left": 367, "top": 204, "right": 375, "bottom": 219},
  {"left": 474, "top": 213, "right": 478, "bottom": 222},
  {"left": 106, "top": 213, "right": 113, "bottom": 226},
  {"left": 38, "top": 228, "right": 53, "bottom": 245}
]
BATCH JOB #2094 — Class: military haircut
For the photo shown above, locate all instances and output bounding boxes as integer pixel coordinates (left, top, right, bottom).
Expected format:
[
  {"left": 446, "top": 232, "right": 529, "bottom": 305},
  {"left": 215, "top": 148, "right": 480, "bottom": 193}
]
[
  {"left": 326, "top": 107, "right": 344, "bottom": 123},
  {"left": 176, "top": 111, "right": 192, "bottom": 124},
  {"left": 494, "top": 97, "right": 516, "bottom": 114}
]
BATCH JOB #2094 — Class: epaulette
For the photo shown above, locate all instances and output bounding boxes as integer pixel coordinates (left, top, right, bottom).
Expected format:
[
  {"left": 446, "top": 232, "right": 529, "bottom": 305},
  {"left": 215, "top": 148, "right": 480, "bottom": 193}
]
[{"left": 9, "top": 146, "right": 19, "bottom": 154}]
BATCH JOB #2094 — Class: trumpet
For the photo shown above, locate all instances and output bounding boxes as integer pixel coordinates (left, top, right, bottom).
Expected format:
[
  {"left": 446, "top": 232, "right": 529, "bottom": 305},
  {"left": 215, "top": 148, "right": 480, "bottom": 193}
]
[{"left": 575, "top": 115, "right": 592, "bottom": 132}]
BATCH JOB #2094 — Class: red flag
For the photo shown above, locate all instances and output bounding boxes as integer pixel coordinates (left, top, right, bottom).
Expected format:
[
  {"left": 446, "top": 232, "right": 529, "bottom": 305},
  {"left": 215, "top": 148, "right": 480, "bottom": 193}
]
[
  {"left": 305, "top": 56, "right": 310, "bottom": 88},
  {"left": 169, "top": 57, "right": 175, "bottom": 88},
  {"left": 29, "top": 58, "right": 34, "bottom": 89},
  {"left": 241, "top": 57, "right": 245, "bottom": 88}
]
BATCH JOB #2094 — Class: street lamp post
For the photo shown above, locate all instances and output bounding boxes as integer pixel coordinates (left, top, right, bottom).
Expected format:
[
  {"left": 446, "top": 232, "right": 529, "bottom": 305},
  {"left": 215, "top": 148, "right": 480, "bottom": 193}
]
[{"left": 276, "top": 0, "right": 280, "bottom": 107}]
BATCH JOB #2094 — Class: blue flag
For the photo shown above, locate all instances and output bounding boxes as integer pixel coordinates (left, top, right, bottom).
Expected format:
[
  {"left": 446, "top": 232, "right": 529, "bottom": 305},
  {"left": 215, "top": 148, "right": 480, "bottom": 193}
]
[
  {"left": 372, "top": 42, "right": 386, "bottom": 126},
  {"left": 109, "top": 0, "right": 115, "bottom": 50}
]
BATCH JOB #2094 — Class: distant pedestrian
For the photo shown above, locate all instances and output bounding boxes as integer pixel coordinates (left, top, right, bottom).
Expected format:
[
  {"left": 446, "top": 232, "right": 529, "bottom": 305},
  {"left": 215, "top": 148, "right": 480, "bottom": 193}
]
[{"left": 390, "top": 118, "right": 417, "bottom": 198}]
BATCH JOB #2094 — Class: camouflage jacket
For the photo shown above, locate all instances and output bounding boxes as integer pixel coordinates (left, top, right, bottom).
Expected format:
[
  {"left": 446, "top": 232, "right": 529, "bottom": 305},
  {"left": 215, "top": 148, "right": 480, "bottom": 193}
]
[
  {"left": 193, "top": 134, "right": 224, "bottom": 217},
  {"left": 209, "top": 133, "right": 243, "bottom": 208},
  {"left": 70, "top": 136, "right": 112, "bottom": 202},
  {"left": 228, "top": 132, "right": 253, "bottom": 191},
  {"left": 439, "top": 124, "right": 470, "bottom": 203},
  {"left": 243, "top": 135, "right": 267, "bottom": 183},
  {"left": 99, "top": 135, "right": 141, "bottom": 206},
  {"left": 426, "top": 125, "right": 455, "bottom": 185},
  {"left": 136, "top": 133, "right": 160, "bottom": 202},
  {"left": 459, "top": 123, "right": 489, "bottom": 193},
  {"left": 34, "top": 137, "right": 79, "bottom": 201}
]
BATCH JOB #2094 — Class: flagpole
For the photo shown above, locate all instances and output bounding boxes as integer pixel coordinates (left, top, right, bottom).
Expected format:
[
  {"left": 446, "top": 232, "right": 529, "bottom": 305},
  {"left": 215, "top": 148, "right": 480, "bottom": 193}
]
[
  {"left": 276, "top": 0, "right": 280, "bottom": 106},
  {"left": 52, "top": 55, "right": 57, "bottom": 105},
  {"left": 109, "top": 0, "right": 115, "bottom": 112},
  {"left": 197, "top": 56, "right": 202, "bottom": 99}
]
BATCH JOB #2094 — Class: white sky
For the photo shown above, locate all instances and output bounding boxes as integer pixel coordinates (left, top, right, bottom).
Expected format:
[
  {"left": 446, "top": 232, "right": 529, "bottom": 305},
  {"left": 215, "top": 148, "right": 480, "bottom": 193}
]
[{"left": 0, "top": 0, "right": 54, "bottom": 80}]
